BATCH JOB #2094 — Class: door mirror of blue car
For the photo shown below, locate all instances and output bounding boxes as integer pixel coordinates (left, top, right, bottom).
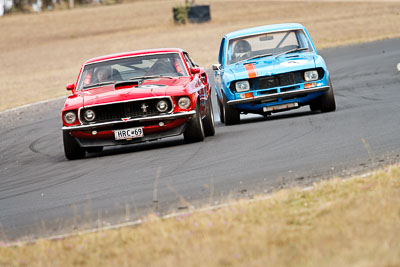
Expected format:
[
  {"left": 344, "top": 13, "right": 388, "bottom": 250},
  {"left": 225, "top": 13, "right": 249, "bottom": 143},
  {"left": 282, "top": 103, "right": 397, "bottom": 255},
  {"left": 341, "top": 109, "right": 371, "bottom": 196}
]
[{"left": 212, "top": 64, "right": 221, "bottom": 71}]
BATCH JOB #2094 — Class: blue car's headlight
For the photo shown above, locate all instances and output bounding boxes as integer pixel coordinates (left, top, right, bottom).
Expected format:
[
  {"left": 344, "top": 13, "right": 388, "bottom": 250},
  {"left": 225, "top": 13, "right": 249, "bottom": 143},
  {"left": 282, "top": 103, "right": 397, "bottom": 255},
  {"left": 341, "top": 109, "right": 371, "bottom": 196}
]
[
  {"left": 304, "top": 70, "right": 319, "bottom": 81},
  {"left": 235, "top": 80, "right": 250, "bottom": 92}
]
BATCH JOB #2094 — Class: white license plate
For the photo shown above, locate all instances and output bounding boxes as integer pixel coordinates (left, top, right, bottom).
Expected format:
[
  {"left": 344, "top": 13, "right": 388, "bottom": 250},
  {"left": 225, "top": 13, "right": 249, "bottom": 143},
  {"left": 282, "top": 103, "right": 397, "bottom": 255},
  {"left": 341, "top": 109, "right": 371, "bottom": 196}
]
[
  {"left": 263, "top": 102, "right": 298, "bottom": 112},
  {"left": 114, "top": 127, "right": 144, "bottom": 140}
]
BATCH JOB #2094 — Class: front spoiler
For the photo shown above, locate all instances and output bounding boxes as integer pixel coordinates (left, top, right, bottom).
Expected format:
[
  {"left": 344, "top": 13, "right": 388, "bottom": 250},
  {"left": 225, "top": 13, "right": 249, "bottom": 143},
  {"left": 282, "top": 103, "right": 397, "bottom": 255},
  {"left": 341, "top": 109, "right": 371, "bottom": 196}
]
[
  {"left": 226, "top": 86, "right": 330, "bottom": 106},
  {"left": 62, "top": 111, "right": 196, "bottom": 131},
  {"left": 75, "top": 123, "right": 187, "bottom": 147}
]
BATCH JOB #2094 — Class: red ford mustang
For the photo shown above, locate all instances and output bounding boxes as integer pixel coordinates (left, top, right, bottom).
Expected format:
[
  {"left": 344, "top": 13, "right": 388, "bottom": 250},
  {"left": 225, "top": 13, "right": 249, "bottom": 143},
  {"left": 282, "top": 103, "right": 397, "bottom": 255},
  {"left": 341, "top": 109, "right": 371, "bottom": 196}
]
[{"left": 62, "top": 48, "right": 215, "bottom": 160}]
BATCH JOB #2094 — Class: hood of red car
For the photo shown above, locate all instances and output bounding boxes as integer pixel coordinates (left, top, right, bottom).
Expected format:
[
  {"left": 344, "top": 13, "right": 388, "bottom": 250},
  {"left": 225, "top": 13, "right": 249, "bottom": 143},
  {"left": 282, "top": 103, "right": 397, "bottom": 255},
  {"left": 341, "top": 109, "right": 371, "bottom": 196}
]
[{"left": 80, "top": 77, "right": 190, "bottom": 107}]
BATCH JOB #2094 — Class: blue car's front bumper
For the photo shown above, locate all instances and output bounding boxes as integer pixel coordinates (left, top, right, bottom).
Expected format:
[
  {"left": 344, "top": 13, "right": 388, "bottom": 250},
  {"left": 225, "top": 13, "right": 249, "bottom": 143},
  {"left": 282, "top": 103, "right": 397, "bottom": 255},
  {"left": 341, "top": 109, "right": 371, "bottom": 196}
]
[{"left": 226, "top": 85, "right": 329, "bottom": 112}]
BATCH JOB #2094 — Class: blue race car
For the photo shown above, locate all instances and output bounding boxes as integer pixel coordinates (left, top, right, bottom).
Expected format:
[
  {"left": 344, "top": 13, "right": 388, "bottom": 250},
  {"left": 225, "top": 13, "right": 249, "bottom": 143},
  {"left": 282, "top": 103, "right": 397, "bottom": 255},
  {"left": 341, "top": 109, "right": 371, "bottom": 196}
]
[{"left": 213, "top": 23, "right": 336, "bottom": 125}]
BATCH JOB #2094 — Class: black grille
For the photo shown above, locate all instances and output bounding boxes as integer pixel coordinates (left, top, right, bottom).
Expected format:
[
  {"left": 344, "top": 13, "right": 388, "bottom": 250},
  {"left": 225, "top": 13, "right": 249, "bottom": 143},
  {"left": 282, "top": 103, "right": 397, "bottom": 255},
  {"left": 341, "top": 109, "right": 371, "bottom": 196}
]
[
  {"left": 278, "top": 73, "right": 296, "bottom": 86},
  {"left": 260, "top": 89, "right": 278, "bottom": 95},
  {"left": 281, "top": 86, "right": 297, "bottom": 92},
  {"left": 230, "top": 68, "right": 325, "bottom": 93},
  {"left": 258, "top": 72, "right": 302, "bottom": 89},
  {"left": 258, "top": 77, "right": 278, "bottom": 89},
  {"left": 80, "top": 98, "right": 173, "bottom": 124}
]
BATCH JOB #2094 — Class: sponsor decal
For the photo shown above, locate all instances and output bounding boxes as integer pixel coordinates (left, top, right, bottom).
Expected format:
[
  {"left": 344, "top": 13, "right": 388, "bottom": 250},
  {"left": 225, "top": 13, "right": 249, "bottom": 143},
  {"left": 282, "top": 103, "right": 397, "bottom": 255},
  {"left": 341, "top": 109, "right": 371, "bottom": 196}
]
[{"left": 244, "top": 63, "right": 258, "bottom": 78}]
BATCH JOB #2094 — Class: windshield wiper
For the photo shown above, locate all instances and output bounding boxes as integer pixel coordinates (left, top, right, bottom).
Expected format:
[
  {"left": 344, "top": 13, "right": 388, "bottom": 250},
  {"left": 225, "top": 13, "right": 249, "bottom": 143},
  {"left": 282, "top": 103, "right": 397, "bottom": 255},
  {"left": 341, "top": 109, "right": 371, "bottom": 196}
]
[
  {"left": 83, "top": 81, "right": 115, "bottom": 89},
  {"left": 129, "top": 75, "right": 174, "bottom": 81},
  {"left": 275, "top": 47, "right": 309, "bottom": 58},
  {"left": 235, "top": 53, "right": 273, "bottom": 64}
]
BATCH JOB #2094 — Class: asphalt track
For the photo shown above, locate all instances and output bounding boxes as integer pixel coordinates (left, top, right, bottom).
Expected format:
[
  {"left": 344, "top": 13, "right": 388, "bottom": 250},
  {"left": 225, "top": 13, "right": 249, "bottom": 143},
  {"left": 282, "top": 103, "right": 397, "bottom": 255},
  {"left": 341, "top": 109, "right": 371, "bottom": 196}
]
[{"left": 1, "top": 38, "right": 400, "bottom": 242}]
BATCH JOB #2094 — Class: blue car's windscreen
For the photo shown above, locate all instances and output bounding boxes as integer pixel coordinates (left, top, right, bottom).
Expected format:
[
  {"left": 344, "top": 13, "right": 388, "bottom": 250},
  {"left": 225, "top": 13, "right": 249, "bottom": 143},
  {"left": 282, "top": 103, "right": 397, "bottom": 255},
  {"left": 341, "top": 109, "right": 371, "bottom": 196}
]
[{"left": 226, "top": 29, "right": 314, "bottom": 65}]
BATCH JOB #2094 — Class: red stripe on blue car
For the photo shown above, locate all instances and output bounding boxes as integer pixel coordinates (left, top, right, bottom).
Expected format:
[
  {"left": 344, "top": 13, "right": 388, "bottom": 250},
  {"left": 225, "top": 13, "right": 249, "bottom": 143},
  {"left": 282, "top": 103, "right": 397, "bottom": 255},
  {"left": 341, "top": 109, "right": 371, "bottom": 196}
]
[{"left": 244, "top": 63, "right": 258, "bottom": 78}]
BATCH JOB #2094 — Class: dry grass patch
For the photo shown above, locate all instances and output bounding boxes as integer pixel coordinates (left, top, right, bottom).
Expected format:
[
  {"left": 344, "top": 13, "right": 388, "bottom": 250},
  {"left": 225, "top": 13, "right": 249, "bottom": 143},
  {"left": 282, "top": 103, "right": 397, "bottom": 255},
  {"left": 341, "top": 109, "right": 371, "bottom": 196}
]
[
  {"left": 1, "top": 165, "right": 399, "bottom": 266},
  {"left": 0, "top": 0, "right": 400, "bottom": 111}
]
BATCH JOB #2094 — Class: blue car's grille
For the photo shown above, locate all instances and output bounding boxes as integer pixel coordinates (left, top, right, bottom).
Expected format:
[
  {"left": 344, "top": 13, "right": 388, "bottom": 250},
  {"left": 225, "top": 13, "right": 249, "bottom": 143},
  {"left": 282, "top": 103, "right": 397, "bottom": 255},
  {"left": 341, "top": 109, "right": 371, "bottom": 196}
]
[
  {"left": 231, "top": 68, "right": 325, "bottom": 93},
  {"left": 258, "top": 72, "right": 302, "bottom": 89}
]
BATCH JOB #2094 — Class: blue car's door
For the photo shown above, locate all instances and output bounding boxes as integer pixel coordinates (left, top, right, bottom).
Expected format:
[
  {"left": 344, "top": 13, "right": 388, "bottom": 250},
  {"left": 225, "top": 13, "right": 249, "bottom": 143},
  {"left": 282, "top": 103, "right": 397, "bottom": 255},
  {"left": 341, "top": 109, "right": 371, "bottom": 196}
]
[{"left": 214, "top": 38, "right": 226, "bottom": 102}]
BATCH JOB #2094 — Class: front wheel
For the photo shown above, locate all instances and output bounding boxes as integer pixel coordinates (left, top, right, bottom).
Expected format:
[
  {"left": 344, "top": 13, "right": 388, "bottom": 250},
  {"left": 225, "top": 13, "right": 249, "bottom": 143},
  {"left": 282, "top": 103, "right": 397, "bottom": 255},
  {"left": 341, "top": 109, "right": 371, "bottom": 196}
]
[
  {"left": 217, "top": 98, "right": 225, "bottom": 124},
  {"left": 63, "top": 131, "right": 86, "bottom": 160},
  {"left": 183, "top": 103, "right": 205, "bottom": 143},
  {"left": 310, "top": 79, "right": 336, "bottom": 112},
  {"left": 223, "top": 95, "right": 240, "bottom": 125},
  {"left": 202, "top": 99, "right": 215, "bottom": 137}
]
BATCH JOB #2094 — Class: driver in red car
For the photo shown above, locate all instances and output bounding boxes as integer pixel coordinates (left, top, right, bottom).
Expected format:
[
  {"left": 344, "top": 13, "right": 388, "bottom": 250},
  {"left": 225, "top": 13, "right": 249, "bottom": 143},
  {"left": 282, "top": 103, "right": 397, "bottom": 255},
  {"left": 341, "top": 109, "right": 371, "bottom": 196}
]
[{"left": 95, "top": 66, "right": 112, "bottom": 82}]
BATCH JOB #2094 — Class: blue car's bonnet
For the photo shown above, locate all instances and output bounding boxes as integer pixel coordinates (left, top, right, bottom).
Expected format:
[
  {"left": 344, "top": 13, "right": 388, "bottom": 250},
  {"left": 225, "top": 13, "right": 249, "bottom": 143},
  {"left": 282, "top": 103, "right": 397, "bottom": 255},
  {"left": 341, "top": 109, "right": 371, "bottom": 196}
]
[{"left": 225, "top": 53, "right": 317, "bottom": 81}]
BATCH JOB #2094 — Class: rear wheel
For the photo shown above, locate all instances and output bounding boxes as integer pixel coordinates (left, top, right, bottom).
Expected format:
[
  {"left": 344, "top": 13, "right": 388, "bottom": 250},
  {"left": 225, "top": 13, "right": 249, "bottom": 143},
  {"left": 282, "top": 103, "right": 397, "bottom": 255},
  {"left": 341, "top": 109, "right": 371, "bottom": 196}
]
[
  {"left": 63, "top": 131, "right": 86, "bottom": 160},
  {"left": 223, "top": 95, "right": 240, "bottom": 125},
  {"left": 310, "top": 78, "right": 336, "bottom": 112},
  {"left": 184, "top": 103, "right": 205, "bottom": 143},
  {"left": 202, "top": 99, "right": 215, "bottom": 136}
]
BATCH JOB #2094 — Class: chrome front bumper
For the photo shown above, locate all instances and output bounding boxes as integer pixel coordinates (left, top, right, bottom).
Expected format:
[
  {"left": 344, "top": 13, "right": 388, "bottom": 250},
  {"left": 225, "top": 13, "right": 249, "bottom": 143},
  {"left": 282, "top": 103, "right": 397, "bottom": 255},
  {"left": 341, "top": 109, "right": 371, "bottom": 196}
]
[
  {"left": 227, "top": 86, "right": 330, "bottom": 105},
  {"left": 62, "top": 110, "right": 196, "bottom": 131}
]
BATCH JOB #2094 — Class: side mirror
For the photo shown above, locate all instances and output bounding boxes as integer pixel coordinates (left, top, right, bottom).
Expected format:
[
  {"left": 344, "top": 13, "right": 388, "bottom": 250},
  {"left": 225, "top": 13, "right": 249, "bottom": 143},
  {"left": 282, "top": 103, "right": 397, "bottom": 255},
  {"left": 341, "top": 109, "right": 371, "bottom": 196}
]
[
  {"left": 190, "top": 67, "right": 201, "bottom": 74},
  {"left": 212, "top": 64, "right": 221, "bottom": 71},
  {"left": 66, "top": 83, "right": 75, "bottom": 91}
]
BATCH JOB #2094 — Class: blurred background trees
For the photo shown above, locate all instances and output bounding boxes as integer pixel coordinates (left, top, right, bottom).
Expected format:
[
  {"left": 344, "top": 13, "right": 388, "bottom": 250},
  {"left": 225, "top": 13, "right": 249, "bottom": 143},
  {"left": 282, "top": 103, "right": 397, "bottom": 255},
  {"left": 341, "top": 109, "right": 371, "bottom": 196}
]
[{"left": 0, "top": 0, "right": 121, "bottom": 15}]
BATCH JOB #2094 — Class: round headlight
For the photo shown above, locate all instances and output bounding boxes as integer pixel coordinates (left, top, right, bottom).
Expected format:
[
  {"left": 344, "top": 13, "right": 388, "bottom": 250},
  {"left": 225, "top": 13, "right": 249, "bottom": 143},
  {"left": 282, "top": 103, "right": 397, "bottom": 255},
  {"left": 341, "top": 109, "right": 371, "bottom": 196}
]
[
  {"left": 156, "top": 100, "right": 169, "bottom": 112},
  {"left": 304, "top": 70, "right": 319, "bottom": 81},
  {"left": 64, "top": 111, "right": 77, "bottom": 124},
  {"left": 84, "top": 109, "right": 96, "bottom": 122},
  {"left": 178, "top": 96, "right": 191, "bottom": 109},
  {"left": 235, "top": 80, "right": 250, "bottom": 92}
]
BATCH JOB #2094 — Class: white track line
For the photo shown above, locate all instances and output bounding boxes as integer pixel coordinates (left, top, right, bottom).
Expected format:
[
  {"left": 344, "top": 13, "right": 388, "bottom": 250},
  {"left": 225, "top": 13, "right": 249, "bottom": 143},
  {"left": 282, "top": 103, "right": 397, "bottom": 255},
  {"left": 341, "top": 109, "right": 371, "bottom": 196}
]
[{"left": 397, "top": 63, "right": 400, "bottom": 72}]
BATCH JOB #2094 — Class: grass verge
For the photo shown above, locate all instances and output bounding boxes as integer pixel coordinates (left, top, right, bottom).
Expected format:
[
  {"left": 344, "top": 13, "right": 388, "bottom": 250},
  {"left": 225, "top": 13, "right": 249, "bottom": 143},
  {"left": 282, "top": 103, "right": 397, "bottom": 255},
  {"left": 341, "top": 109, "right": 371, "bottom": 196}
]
[
  {"left": 1, "top": 0, "right": 400, "bottom": 111},
  {"left": 1, "top": 165, "right": 399, "bottom": 266}
]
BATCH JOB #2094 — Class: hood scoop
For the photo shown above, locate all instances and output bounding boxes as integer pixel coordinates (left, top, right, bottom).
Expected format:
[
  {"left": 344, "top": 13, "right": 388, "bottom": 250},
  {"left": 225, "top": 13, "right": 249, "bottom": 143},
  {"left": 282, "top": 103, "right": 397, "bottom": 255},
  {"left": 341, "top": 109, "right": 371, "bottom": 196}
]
[{"left": 114, "top": 81, "right": 139, "bottom": 90}]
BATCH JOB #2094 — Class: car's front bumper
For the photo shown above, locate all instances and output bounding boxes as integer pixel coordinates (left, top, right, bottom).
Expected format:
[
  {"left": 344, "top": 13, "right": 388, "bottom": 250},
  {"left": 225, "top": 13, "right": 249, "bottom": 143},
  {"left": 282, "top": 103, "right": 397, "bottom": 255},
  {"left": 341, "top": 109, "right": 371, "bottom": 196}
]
[
  {"left": 74, "top": 123, "right": 187, "bottom": 147},
  {"left": 62, "top": 111, "right": 196, "bottom": 147},
  {"left": 62, "top": 111, "right": 196, "bottom": 131},
  {"left": 226, "top": 86, "right": 329, "bottom": 106}
]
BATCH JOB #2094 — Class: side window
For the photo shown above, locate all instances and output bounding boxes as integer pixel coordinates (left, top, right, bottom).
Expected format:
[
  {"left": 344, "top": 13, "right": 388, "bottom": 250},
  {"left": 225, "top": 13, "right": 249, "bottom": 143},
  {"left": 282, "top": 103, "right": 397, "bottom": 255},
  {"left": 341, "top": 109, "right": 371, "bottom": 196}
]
[
  {"left": 183, "top": 52, "right": 197, "bottom": 70},
  {"left": 218, "top": 38, "right": 225, "bottom": 64},
  {"left": 296, "top": 30, "right": 313, "bottom": 51}
]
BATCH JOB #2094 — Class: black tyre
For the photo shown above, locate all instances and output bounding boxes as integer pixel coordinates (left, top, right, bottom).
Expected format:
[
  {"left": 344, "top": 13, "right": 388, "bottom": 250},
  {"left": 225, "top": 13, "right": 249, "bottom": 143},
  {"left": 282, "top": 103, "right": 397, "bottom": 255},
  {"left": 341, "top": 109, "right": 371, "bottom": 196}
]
[
  {"left": 217, "top": 98, "right": 225, "bottom": 124},
  {"left": 310, "top": 78, "right": 336, "bottom": 112},
  {"left": 63, "top": 131, "right": 86, "bottom": 160},
  {"left": 86, "top": 146, "right": 103, "bottom": 153},
  {"left": 223, "top": 94, "right": 240, "bottom": 125},
  {"left": 183, "top": 103, "right": 205, "bottom": 143},
  {"left": 202, "top": 99, "right": 215, "bottom": 136}
]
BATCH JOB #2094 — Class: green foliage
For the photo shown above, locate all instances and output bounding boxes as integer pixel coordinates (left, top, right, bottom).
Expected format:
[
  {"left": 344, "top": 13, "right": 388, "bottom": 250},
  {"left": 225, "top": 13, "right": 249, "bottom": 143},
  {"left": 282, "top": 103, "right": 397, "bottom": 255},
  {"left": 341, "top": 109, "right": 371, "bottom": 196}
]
[{"left": 173, "top": 3, "right": 189, "bottom": 24}]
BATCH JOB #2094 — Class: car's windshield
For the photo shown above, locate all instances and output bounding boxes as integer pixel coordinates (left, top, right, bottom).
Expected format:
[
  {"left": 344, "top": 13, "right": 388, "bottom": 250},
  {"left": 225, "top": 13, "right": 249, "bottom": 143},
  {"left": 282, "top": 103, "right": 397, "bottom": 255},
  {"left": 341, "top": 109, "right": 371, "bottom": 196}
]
[
  {"left": 76, "top": 53, "right": 188, "bottom": 91},
  {"left": 226, "top": 29, "right": 313, "bottom": 65}
]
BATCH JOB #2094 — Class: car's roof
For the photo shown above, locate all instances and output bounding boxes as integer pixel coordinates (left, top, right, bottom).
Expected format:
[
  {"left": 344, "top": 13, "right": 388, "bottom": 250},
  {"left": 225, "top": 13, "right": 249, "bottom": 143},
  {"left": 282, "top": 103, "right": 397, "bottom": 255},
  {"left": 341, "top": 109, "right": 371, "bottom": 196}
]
[
  {"left": 84, "top": 48, "right": 185, "bottom": 65},
  {"left": 224, "top": 23, "right": 306, "bottom": 39}
]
